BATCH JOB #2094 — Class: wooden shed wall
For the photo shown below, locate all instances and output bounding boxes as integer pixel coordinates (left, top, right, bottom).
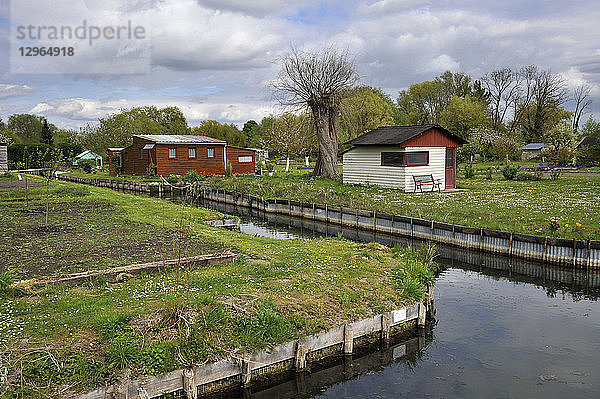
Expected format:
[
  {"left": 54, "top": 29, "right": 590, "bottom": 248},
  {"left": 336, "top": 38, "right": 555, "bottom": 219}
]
[
  {"left": 122, "top": 137, "right": 155, "bottom": 175},
  {"left": 226, "top": 147, "right": 255, "bottom": 175},
  {"left": 343, "top": 146, "right": 446, "bottom": 191},
  {"left": 402, "top": 146, "right": 446, "bottom": 191},
  {"left": 401, "top": 127, "right": 463, "bottom": 148},
  {"left": 155, "top": 144, "right": 225, "bottom": 176},
  {"left": 343, "top": 146, "right": 407, "bottom": 189}
]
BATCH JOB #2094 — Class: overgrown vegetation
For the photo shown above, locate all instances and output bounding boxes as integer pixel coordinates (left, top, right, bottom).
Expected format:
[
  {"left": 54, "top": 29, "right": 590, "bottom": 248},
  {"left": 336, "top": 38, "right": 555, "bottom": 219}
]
[{"left": 0, "top": 178, "right": 435, "bottom": 397}]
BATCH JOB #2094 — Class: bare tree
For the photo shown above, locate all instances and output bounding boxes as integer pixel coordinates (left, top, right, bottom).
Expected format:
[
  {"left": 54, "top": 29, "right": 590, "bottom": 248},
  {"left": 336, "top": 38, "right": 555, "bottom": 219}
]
[
  {"left": 518, "top": 66, "right": 569, "bottom": 142},
  {"left": 482, "top": 68, "right": 521, "bottom": 133},
  {"left": 571, "top": 84, "right": 592, "bottom": 132},
  {"left": 271, "top": 46, "right": 359, "bottom": 178}
]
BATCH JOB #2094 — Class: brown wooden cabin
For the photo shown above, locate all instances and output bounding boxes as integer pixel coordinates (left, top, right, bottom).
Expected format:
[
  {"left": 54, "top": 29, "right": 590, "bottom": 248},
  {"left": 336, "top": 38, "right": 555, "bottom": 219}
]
[{"left": 108, "top": 135, "right": 255, "bottom": 176}]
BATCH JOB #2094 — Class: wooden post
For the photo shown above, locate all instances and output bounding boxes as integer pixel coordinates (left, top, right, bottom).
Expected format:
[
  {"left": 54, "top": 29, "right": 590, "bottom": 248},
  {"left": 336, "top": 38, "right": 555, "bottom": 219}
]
[
  {"left": 241, "top": 357, "right": 251, "bottom": 386},
  {"left": 380, "top": 314, "right": 391, "bottom": 347},
  {"left": 343, "top": 325, "right": 354, "bottom": 355},
  {"left": 479, "top": 227, "right": 483, "bottom": 251},
  {"left": 417, "top": 302, "right": 426, "bottom": 328},
  {"left": 313, "top": 203, "right": 316, "bottom": 221},
  {"left": 355, "top": 209, "right": 359, "bottom": 229},
  {"left": 586, "top": 240, "right": 591, "bottom": 271},
  {"left": 452, "top": 222, "right": 455, "bottom": 240},
  {"left": 509, "top": 231, "right": 514, "bottom": 258},
  {"left": 543, "top": 237, "right": 548, "bottom": 265},
  {"left": 295, "top": 341, "right": 307, "bottom": 371},
  {"left": 372, "top": 211, "right": 376, "bottom": 232},
  {"left": 410, "top": 217, "right": 414, "bottom": 237},
  {"left": 183, "top": 368, "right": 197, "bottom": 399},
  {"left": 573, "top": 239, "right": 577, "bottom": 269},
  {"left": 430, "top": 220, "right": 434, "bottom": 237}
]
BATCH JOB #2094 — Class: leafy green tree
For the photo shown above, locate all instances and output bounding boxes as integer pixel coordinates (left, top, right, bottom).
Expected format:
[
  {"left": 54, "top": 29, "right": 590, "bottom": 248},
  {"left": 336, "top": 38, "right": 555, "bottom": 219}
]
[
  {"left": 544, "top": 121, "right": 579, "bottom": 152},
  {"left": 246, "top": 116, "right": 276, "bottom": 148},
  {"left": 80, "top": 106, "right": 189, "bottom": 156},
  {"left": 261, "top": 112, "right": 315, "bottom": 169},
  {"left": 191, "top": 120, "right": 246, "bottom": 146},
  {"left": 340, "top": 86, "right": 395, "bottom": 146},
  {"left": 519, "top": 101, "right": 571, "bottom": 143},
  {"left": 40, "top": 119, "right": 53, "bottom": 146},
  {"left": 242, "top": 120, "right": 258, "bottom": 144},
  {"left": 580, "top": 116, "right": 600, "bottom": 137},
  {"left": 439, "top": 95, "right": 488, "bottom": 140},
  {"left": 7, "top": 114, "right": 57, "bottom": 143}
]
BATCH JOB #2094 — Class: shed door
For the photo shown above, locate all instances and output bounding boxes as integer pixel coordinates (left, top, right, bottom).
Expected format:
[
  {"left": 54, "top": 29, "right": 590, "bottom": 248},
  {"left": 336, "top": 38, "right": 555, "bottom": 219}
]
[{"left": 445, "top": 148, "right": 455, "bottom": 189}]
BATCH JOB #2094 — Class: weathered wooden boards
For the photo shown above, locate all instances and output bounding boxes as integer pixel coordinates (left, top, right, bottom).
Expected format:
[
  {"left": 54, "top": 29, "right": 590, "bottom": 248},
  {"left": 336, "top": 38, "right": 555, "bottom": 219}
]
[
  {"left": 79, "top": 302, "right": 426, "bottom": 399},
  {"left": 11, "top": 253, "right": 237, "bottom": 290}
]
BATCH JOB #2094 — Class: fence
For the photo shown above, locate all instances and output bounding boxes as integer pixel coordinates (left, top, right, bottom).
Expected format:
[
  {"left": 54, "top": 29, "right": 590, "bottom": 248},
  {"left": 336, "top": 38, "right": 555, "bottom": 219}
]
[
  {"left": 80, "top": 301, "right": 429, "bottom": 399},
  {"left": 201, "top": 188, "right": 600, "bottom": 269}
]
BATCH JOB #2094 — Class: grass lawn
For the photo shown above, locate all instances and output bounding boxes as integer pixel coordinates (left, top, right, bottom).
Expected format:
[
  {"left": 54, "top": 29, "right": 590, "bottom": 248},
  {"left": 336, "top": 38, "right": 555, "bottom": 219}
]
[
  {"left": 0, "top": 178, "right": 435, "bottom": 398},
  {"left": 205, "top": 167, "right": 600, "bottom": 240}
]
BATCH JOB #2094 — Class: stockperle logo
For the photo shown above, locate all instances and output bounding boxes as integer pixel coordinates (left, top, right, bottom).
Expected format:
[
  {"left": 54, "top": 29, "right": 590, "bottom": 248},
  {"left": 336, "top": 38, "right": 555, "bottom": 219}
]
[{"left": 9, "top": 1, "right": 151, "bottom": 74}]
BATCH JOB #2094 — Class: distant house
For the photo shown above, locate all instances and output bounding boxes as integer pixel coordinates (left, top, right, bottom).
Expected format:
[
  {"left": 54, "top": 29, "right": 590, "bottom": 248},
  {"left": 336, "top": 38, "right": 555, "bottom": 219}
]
[
  {"left": 576, "top": 136, "right": 600, "bottom": 150},
  {"left": 108, "top": 134, "right": 255, "bottom": 176},
  {"left": 342, "top": 125, "right": 467, "bottom": 192},
  {"left": 521, "top": 143, "right": 551, "bottom": 160},
  {"left": 73, "top": 150, "right": 103, "bottom": 168}
]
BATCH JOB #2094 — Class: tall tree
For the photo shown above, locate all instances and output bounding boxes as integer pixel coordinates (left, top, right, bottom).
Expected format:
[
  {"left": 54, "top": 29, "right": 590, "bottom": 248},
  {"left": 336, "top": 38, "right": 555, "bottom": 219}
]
[
  {"left": 518, "top": 67, "right": 568, "bottom": 142},
  {"left": 571, "top": 84, "right": 592, "bottom": 132},
  {"left": 191, "top": 120, "right": 246, "bottom": 146},
  {"left": 40, "top": 119, "right": 53, "bottom": 146},
  {"left": 262, "top": 112, "right": 315, "bottom": 169},
  {"left": 439, "top": 95, "right": 488, "bottom": 140},
  {"left": 242, "top": 120, "right": 258, "bottom": 145},
  {"left": 7, "top": 114, "right": 57, "bottom": 143},
  {"left": 581, "top": 115, "right": 600, "bottom": 137},
  {"left": 271, "top": 46, "right": 359, "bottom": 178},
  {"left": 482, "top": 68, "right": 521, "bottom": 134},
  {"left": 80, "top": 106, "right": 189, "bottom": 156},
  {"left": 340, "top": 86, "right": 395, "bottom": 145}
]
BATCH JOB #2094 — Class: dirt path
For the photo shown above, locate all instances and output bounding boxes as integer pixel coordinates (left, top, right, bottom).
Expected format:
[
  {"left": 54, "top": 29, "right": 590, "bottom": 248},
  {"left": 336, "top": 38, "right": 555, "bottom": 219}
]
[{"left": 0, "top": 179, "right": 44, "bottom": 189}]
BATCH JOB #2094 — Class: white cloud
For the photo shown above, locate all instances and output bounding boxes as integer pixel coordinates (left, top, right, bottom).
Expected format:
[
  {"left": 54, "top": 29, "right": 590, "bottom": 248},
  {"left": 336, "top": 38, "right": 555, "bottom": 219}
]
[{"left": 0, "top": 84, "right": 35, "bottom": 99}]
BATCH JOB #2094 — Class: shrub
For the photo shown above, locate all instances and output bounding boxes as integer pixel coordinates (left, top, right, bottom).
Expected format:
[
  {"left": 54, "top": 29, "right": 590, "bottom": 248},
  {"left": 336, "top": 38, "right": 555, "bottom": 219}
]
[
  {"left": 501, "top": 164, "right": 518, "bottom": 180},
  {"left": 556, "top": 147, "right": 575, "bottom": 166},
  {"left": 225, "top": 162, "right": 233, "bottom": 177},
  {"left": 464, "top": 163, "right": 475, "bottom": 179},
  {"left": 575, "top": 145, "right": 600, "bottom": 167},
  {"left": 78, "top": 159, "right": 95, "bottom": 173},
  {"left": 550, "top": 168, "right": 562, "bottom": 180},
  {"left": 515, "top": 172, "right": 539, "bottom": 181},
  {"left": 485, "top": 167, "right": 493, "bottom": 180},
  {"left": 140, "top": 343, "right": 176, "bottom": 375},
  {"left": 146, "top": 162, "right": 157, "bottom": 176},
  {"left": 183, "top": 170, "right": 203, "bottom": 183},
  {"left": 105, "top": 332, "right": 140, "bottom": 369}
]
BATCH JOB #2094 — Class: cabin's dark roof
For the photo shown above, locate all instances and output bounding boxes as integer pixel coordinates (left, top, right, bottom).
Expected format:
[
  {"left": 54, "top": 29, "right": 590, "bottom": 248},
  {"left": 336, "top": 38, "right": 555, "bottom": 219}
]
[
  {"left": 344, "top": 124, "right": 467, "bottom": 146},
  {"left": 576, "top": 136, "right": 600, "bottom": 150}
]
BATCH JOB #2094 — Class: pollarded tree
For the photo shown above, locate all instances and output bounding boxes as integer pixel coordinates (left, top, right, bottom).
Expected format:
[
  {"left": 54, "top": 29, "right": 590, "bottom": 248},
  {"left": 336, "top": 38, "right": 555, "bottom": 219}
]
[{"left": 271, "top": 46, "right": 359, "bottom": 178}]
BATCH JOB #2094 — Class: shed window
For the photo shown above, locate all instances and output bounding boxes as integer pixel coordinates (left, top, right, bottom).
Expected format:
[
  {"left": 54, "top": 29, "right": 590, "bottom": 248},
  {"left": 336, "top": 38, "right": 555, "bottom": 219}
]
[
  {"left": 238, "top": 155, "right": 252, "bottom": 163},
  {"left": 207, "top": 148, "right": 214, "bottom": 158},
  {"left": 188, "top": 148, "right": 196, "bottom": 158},
  {"left": 169, "top": 148, "right": 176, "bottom": 159},
  {"left": 381, "top": 151, "right": 429, "bottom": 167}
]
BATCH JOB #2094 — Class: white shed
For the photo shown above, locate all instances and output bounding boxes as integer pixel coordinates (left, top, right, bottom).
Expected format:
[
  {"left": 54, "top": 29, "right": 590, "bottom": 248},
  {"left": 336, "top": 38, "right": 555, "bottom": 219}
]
[{"left": 342, "top": 125, "right": 467, "bottom": 192}]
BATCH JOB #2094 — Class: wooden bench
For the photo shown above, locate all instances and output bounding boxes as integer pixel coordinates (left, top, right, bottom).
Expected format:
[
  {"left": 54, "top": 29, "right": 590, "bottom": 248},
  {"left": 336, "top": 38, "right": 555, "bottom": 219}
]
[{"left": 412, "top": 174, "right": 441, "bottom": 193}]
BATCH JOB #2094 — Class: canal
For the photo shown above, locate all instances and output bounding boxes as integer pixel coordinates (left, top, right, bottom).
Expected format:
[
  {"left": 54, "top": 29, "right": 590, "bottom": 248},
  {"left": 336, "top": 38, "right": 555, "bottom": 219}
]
[{"left": 190, "top": 197, "right": 600, "bottom": 399}]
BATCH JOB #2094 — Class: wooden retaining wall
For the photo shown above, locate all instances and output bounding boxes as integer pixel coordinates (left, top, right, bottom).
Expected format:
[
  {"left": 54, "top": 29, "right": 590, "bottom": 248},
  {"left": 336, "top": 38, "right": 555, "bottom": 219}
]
[
  {"left": 80, "top": 301, "right": 429, "bottom": 399},
  {"left": 201, "top": 188, "right": 600, "bottom": 269}
]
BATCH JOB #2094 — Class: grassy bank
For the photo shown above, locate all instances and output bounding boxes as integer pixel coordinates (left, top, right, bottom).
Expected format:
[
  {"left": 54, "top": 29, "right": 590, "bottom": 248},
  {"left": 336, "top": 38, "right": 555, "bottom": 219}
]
[
  {"left": 205, "top": 170, "right": 600, "bottom": 240},
  {"left": 0, "top": 178, "right": 436, "bottom": 398}
]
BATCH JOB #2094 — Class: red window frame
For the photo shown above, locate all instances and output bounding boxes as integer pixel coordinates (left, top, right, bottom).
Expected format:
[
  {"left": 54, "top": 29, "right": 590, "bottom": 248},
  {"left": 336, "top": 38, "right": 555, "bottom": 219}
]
[{"left": 381, "top": 151, "right": 429, "bottom": 167}]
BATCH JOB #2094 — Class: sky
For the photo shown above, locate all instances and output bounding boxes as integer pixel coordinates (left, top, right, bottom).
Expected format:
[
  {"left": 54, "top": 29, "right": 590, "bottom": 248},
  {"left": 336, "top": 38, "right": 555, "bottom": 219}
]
[{"left": 0, "top": 0, "right": 599, "bottom": 130}]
